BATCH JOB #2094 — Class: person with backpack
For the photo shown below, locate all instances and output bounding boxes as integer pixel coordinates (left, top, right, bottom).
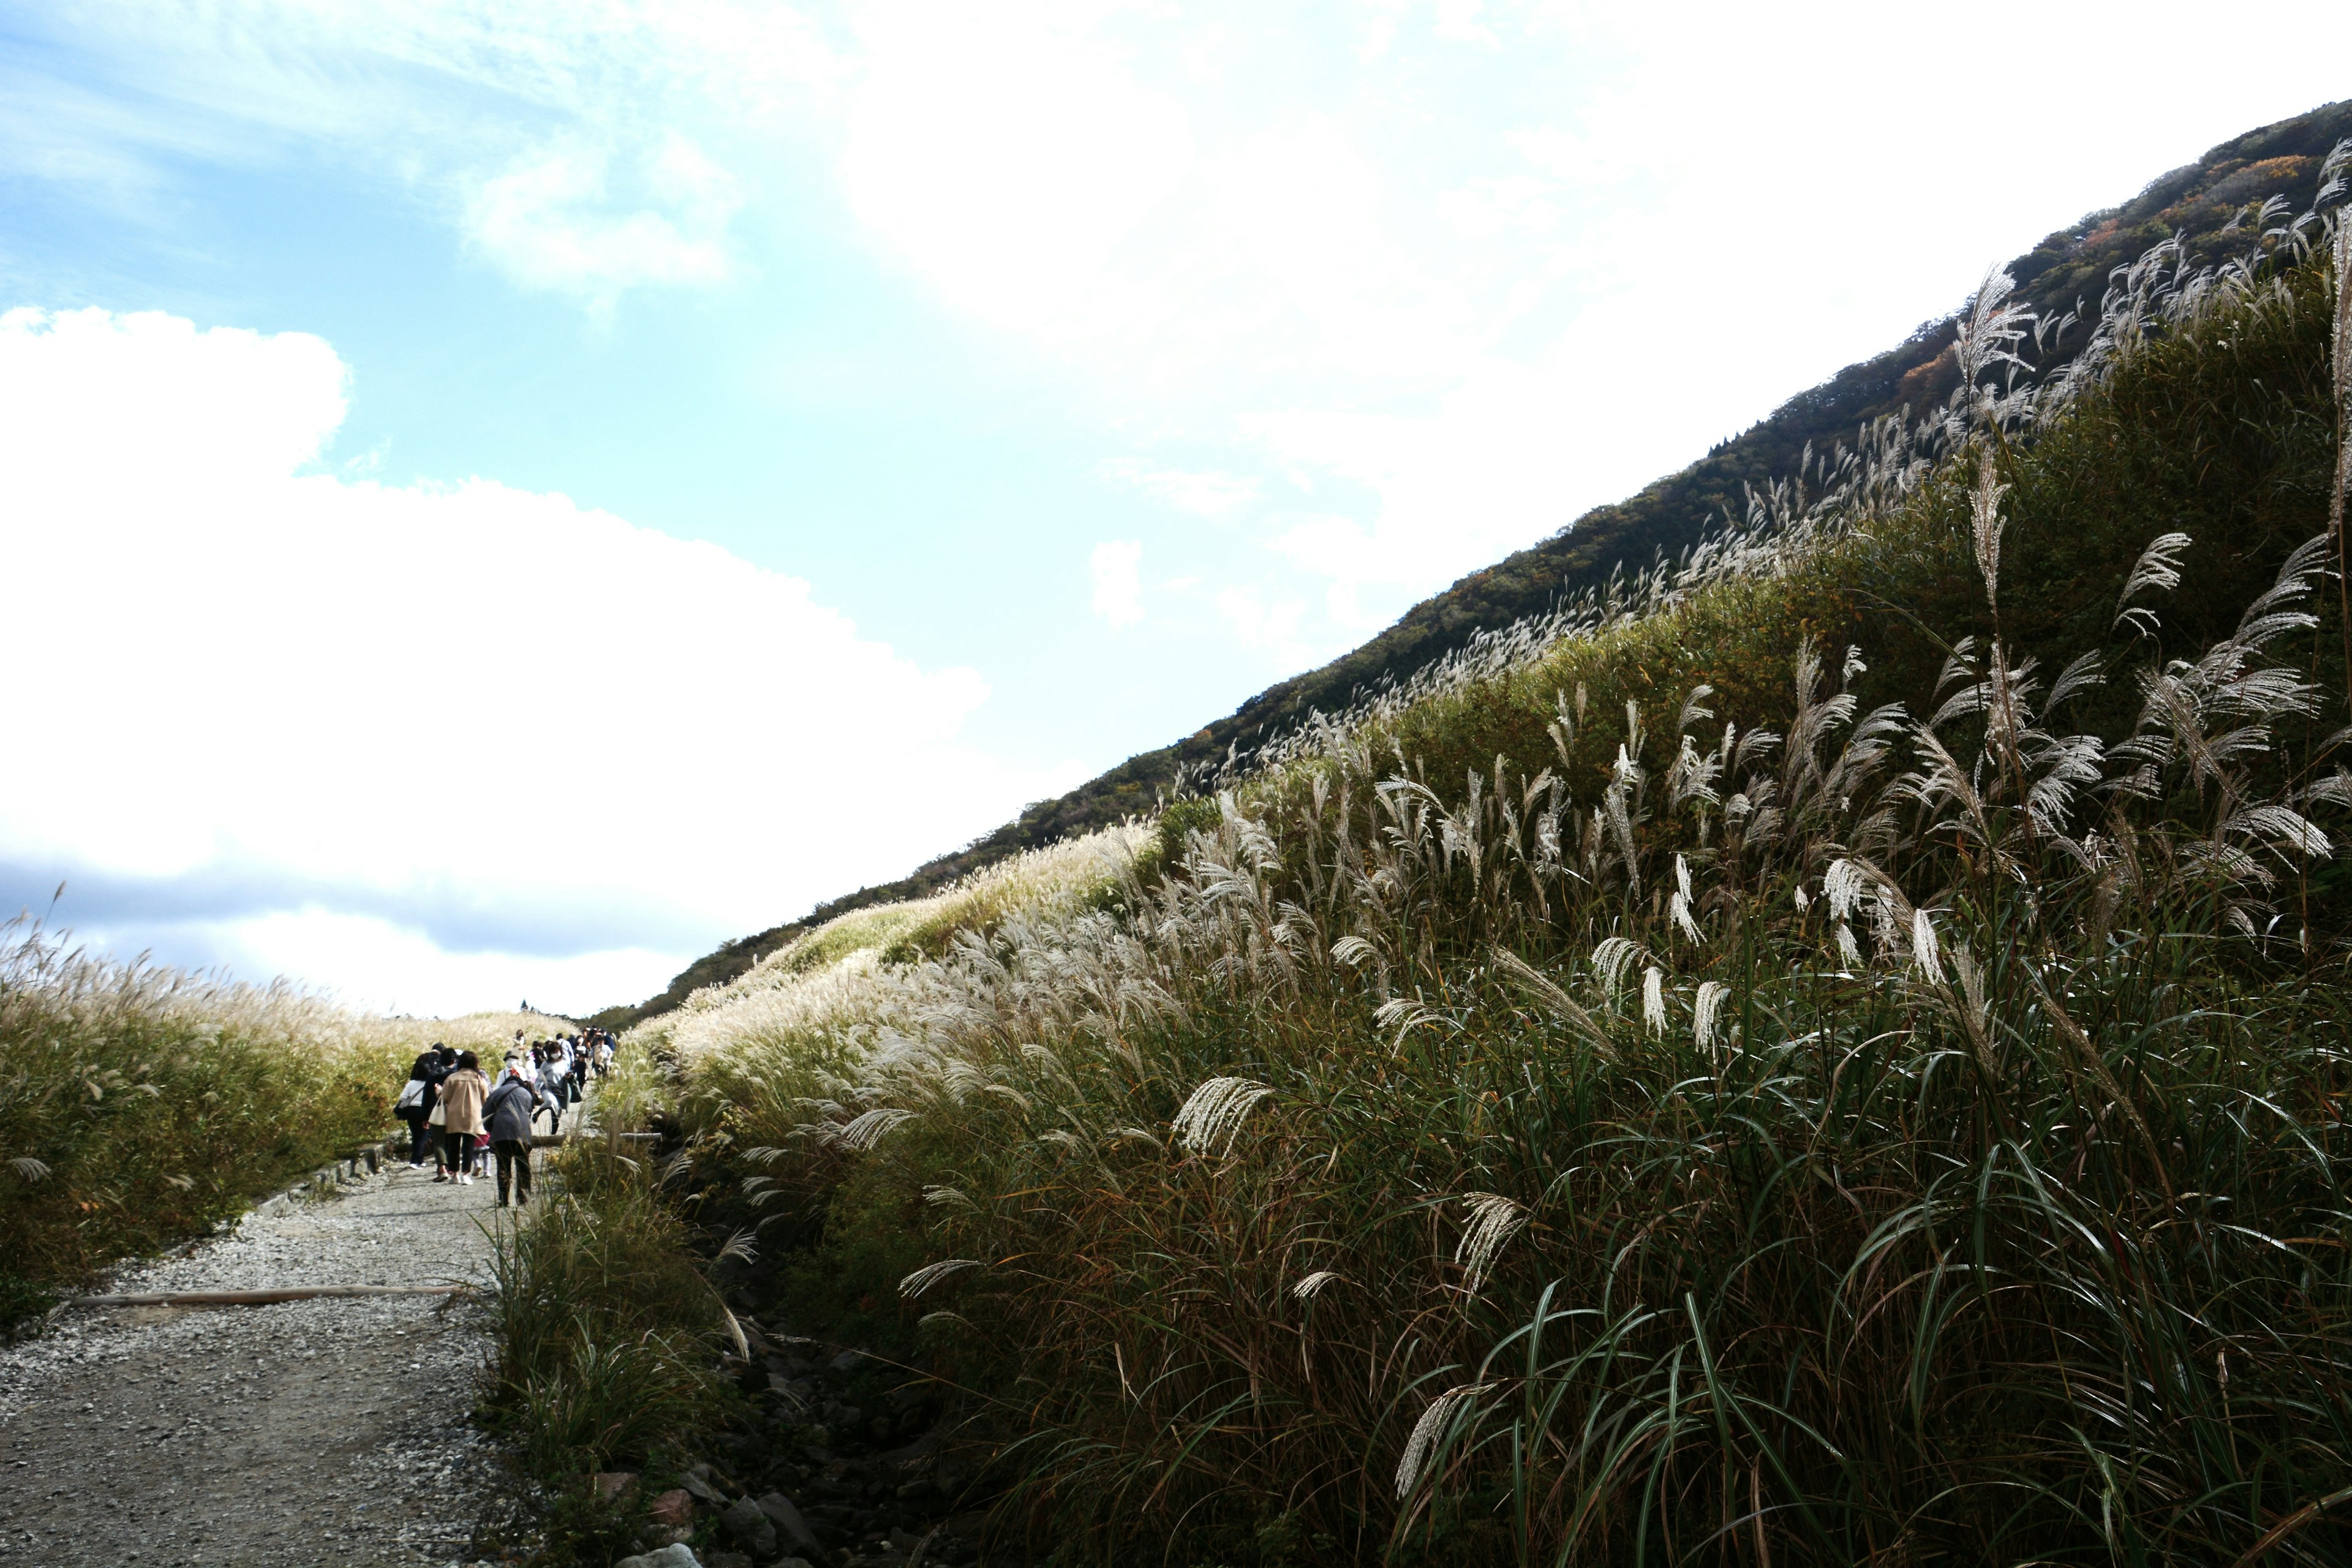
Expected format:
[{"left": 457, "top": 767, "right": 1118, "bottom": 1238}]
[
  {"left": 434, "top": 1050, "right": 489, "bottom": 1185},
  {"left": 484, "top": 1055, "right": 541, "bottom": 1207},
  {"left": 393, "top": 1046, "right": 445, "bottom": 1167}
]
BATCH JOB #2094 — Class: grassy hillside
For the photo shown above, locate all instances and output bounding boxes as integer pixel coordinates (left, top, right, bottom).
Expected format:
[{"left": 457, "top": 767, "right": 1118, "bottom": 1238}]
[
  {"left": 589, "top": 97, "right": 2352, "bottom": 1030},
  {"left": 633, "top": 154, "right": 2352, "bottom": 1564}
]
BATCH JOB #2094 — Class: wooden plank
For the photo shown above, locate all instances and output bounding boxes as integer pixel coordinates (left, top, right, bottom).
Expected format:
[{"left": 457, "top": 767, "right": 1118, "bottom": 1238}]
[{"left": 65, "top": 1284, "right": 469, "bottom": 1308}]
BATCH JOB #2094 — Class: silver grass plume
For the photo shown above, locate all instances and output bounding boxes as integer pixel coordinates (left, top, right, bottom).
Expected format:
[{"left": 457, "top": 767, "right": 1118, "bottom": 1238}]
[
  {"left": 1292, "top": 1270, "right": 1345, "bottom": 1301},
  {"left": 1642, "top": 966, "right": 1667, "bottom": 1035},
  {"left": 1970, "top": 456, "right": 2009, "bottom": 616},
  {"left": 1694, "top": 980, "right": 1731, "bottom": 1056},
  {"left": 1397, "top": 1382, "right": 1496, "bottom": 1501},
  {"left": 1171, "top": 1076, "right": 1275, "bottom": 1158},
  {"left": 837, "top": 1107, "right": 918, "bottom": 1151},
  {"left": 1591, "top": 936, "right": 1644, "bottom": 1003},
  {"left": 2334, "top": 206, "right": 2352, "bottom": 701},
  {"left": 899, "top": 1258, "right": 983, "bottom": 1299},
  {"left": 2116, "top": 532, "right": 2192, "bottom": 636},
  {"left": 1911, "top": 908, "right": 1944, "bottom": 985},
  {"left": 1453, "top": 1191, "right": 1529, "bottom": 1292},
  {"left": 1823, "top": 859, "right": 1868, "bottom": 922}
]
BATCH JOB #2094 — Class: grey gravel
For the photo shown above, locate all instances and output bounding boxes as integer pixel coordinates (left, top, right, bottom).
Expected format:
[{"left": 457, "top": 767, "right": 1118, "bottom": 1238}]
[{"left": 0, "top": 1159, "right": 535, "bottom": 1567}]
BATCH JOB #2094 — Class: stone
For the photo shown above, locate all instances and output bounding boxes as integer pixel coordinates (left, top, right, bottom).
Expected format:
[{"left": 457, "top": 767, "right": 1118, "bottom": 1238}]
[
  {"left": 829, "top": 1349, "right": 865, "bottom": 1373},
  {"left": 647, "top": 1487, "right": 695, "bottom": 1528},
  {"left": 680, "top": 1466, "right": 731, "bottom": 1506},
  {"left": 777, "top": 1560, "right": 816, "bottom": 1568},
  {"left": 612, "top": 1546, "right": 703, "bottom": 1568},
  {"left": 757, "top": 1490, "right": 827, "bottom": 1555},
  {"left": 704, "top": 1555, "right": 753, "bottom": 1568},
  {"left": 719, "top": 1496, "right": 777, "bottom": 1558},
  {"left": 594, "top": 1471, "right": 639, "bottom": 1500}
]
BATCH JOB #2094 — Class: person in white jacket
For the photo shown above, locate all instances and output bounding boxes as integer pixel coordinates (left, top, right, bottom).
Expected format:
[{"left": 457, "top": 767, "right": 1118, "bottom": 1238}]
[{"left": 537, "top": 1050, "right": 571, "bottom": 1136}]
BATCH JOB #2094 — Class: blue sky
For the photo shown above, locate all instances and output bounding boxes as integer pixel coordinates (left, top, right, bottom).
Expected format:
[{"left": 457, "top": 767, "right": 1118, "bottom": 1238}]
[{"left": 1, "top": 0, "right": 2346, "bottom": 1016}]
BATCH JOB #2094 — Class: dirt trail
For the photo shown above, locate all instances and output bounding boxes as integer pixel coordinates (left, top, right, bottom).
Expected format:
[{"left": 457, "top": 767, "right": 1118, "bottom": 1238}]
[{"left": 0, "top": 1156, "right": 534, "bottom": 1568}]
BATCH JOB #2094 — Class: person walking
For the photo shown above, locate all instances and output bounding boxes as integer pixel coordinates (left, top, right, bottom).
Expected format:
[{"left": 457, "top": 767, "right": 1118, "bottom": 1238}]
[
  {"left": 537, "top": 1049, "right": 570, "bottom": 1136},
  {"left": 484, "top": 1056, "right": 541, "bottom": 1207},
  {"left": 393, "top": 1047, "right": 441, "bottom": 1167},
  {"left": 435, "top": 1051, "right": 489, "bottom": 1185}
]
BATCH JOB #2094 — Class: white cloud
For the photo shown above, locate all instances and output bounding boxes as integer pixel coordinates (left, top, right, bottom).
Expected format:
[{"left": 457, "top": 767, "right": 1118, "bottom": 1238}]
[
  {"left": 0, "top": 0, "right": 840, "bottom": 306},
  {"left": 1214, "top": 584, "right": 1313, "bottom": 670},
  {"left": 1089, "top": 540, "right": 1144, "bottom": 628},
  {"left": 1098, "top": 458, "right": 1262, "bottom": 519},
  {"left": 841, "top": 5, "right": 1196, "bottom": 334},
  {"left": 197, "top": 910, "right": 687, "bottom": 1020},
  {"left": 465, "top": 130, "right": 742, "bottom": 302},
  {"left": 0, "top": 306, "right": 1074, "bottom": 1014}
]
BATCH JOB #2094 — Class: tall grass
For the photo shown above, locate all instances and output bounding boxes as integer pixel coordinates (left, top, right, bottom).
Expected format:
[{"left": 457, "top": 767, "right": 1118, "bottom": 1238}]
[
  {"left": 0, "top": 920, "right": 570, "bottom": 1299},
  {"left": 483, "top": 1141, "right": 729, "bottom": 1482},
  {"left": 658, "top": 175, "right": 2352, "bottom": 1562}
]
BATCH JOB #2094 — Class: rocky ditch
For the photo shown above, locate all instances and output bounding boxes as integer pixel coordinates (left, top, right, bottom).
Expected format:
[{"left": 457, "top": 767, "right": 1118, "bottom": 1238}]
[{"left": 603, "top": 1324, "right": 993, "bottom": 1568}]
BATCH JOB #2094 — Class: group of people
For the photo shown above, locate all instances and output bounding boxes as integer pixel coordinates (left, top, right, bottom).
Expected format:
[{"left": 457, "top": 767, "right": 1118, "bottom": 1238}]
[{"left": 390, "top": 1028, "right": 620, "bottom": 1207}]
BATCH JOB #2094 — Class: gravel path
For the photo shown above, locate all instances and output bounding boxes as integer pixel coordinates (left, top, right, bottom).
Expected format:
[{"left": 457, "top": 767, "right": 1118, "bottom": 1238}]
[{"left": 0, "top": 1156, "right": 537, "bottom": 1568}]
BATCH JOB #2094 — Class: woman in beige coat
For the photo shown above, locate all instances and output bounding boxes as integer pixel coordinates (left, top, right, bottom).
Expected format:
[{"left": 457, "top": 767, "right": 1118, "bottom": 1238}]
[{"left": 434, "top": 1052, "right": 489, "bottom": 1185}]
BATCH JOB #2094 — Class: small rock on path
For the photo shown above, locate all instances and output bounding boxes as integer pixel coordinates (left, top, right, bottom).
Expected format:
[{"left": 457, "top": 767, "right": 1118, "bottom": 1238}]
[{"left": 0, "top": 1158, "right": 537, "bottom": 1567}]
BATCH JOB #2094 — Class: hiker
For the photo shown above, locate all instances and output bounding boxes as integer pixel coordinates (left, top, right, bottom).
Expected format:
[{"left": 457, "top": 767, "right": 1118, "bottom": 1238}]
[
  {"left": 484, "top": 1056, "right": 541, "bottom": 1207},
  {"left": 537, "top": 1049, "right": 570, "bottom": 1135},
  {"left": 569, "top": 1036, "right": 590, "bottom": 1098},
  {"left": 394, "top": 1046, "right": 444, "bottom": 1166},
  {"left": 435, "top": 1050, "right": 489, "bottom": 1185}
]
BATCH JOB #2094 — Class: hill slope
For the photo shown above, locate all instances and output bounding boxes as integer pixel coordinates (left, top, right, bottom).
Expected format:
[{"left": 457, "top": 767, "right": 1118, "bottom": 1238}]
[{"left": 588, "top": 96, "right": 2352, "bottom": 1030}]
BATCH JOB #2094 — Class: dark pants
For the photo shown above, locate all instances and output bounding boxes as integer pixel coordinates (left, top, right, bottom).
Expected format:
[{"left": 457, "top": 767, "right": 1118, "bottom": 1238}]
[
  {"left": 438, "top": 1128, "right": 471, "bottom": 1172},
  {"left": 494, "top": 1139, "right": 532, "bottom": 1204},
  {"left": 402, "top": 1113, "right": 431, "bottom": 1164}
]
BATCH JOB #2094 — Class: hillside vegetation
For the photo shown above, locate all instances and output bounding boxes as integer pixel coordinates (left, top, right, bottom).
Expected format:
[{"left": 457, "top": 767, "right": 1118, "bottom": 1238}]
[
  {"left": 592, "top": 97, "right": 2352, "bottom": 1028},
  {"left": 634, "top": 153, "right": 2352, "bottom": 1565},
  {"left": 0, "top": 922, "right": 569, "bottom": 1322}
]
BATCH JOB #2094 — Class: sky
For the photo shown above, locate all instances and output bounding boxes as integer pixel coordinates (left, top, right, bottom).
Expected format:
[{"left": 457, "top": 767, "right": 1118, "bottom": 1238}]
[{"left": 0, "top": 1, "right": 2346, "bottom": 1018}]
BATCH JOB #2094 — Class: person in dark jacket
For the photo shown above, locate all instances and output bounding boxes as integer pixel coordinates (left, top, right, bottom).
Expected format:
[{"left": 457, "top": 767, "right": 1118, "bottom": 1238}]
[
  {"left": 483, "top": 1056, "right": 542, "bottom": 1207},
  {"left": 395, "top": 1044, "right": 451, "bottom": 1167}
]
